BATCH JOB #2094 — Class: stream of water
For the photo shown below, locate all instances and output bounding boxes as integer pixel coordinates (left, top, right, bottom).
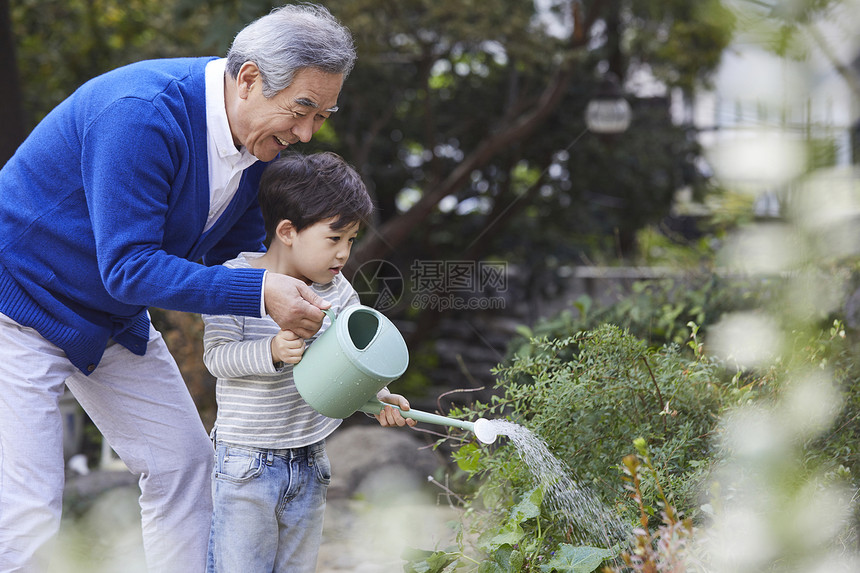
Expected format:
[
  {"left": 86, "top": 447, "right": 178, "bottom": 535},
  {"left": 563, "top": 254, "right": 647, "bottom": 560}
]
[{"left": 486, "top": 419, "right": 627, "bottom": 549}]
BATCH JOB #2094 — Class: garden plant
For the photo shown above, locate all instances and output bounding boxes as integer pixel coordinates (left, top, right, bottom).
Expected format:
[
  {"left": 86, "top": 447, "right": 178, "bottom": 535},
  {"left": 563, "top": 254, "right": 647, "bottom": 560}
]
[{"left": 402, "top": 281, "right": 860, "bottom": 571}]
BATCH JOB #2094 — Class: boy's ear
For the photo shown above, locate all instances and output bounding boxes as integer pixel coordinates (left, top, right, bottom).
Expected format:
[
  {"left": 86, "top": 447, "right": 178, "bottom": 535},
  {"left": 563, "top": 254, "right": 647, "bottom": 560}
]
[{"left": 274, "top": 219, "right": 297, "bottom": 246}]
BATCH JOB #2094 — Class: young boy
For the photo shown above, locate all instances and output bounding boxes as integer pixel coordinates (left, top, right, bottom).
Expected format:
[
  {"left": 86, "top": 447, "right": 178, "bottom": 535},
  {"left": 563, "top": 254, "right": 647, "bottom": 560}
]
[{"left": 202, "top": 151, "right": 415, "bottom": 572}]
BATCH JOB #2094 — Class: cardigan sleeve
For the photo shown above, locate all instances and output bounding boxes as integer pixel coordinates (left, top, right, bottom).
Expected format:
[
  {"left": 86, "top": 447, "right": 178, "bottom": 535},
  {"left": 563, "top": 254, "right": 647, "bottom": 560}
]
[{"left": 80, "top": 96, "right": 264, "bottom": 318}]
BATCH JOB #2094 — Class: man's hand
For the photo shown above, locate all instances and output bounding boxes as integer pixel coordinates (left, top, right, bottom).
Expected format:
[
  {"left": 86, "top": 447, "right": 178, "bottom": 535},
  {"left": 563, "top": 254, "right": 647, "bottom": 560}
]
[{"left": 264, "top": 273, "right": 330, "bottom": 338}]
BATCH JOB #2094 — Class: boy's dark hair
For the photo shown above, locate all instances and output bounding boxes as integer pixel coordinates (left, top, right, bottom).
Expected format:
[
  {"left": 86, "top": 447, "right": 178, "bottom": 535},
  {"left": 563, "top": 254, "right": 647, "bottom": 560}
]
[{"left": 258, "top": 151, "right": 374, "bottom": 245}]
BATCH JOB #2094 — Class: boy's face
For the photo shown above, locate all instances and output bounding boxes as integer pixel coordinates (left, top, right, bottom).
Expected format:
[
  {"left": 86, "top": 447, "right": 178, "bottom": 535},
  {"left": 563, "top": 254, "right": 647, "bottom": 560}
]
[{"left": 288, "top": 217, "right": 359, "bottom": 285}]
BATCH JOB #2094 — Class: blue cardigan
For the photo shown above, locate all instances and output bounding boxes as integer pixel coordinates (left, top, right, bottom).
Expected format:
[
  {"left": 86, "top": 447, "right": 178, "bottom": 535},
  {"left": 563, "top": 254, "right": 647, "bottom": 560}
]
[{"left": 0, "top": 58, "right": 270, "bottom": 375}]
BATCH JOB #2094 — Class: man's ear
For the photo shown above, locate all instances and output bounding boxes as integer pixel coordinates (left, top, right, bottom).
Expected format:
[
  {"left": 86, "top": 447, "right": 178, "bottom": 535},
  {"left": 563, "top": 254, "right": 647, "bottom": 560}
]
[
  {"left": 275, "top": 219, "right": 297, "bottom": 246},
  {"left": 236, "top": 62, "right": 261, "bottom": 99}
]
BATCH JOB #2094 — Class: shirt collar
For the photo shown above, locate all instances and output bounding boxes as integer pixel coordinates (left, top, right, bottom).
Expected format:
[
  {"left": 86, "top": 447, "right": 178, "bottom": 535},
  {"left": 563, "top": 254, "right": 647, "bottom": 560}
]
[{"left": 205, "top": 58, "right": 258, "bottom": 166}]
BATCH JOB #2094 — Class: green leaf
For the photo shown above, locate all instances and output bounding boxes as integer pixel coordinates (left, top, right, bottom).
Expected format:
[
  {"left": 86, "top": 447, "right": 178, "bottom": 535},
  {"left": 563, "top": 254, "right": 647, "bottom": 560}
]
[
  {"left": 496, "top": 545, "right": 525, "bottom": 571},
  {"left": 515, "top": 324, "right": 534, "bottom": 339},
  {"left": 453, "top": 442, "right": 481, "bottom": 473},
  {"left": 509, "top": 486, "right": 543, "bottom": 523},
  {"left": 401, "top": 548, "right": 459, "bottom": 573},
  {"left": 573, "top": 295, "right": 592, "bottom": 318},
  {"left": 481, "top": 522, "right": 525, "bottom": 552},
  {"left": 477, "top": 561, "right": 504, "bottom": 573},
  {"left": 538, "top": 544, "right": 612, "bottom": 573},
  {"left": 481, "top": 544, "right": 525, "bottom": 572}
]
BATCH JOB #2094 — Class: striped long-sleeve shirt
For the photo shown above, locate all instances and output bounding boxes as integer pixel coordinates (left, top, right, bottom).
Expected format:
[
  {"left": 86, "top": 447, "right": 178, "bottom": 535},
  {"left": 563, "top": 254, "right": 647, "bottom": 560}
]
[{"left": 202, "top": 252, "right": 358, "bottom": 449}]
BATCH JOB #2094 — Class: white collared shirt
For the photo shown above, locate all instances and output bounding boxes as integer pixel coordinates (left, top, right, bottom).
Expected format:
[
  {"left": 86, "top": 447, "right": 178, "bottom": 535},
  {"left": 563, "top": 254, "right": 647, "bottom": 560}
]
[
  {"left": 204, "top": 58, "right": 267, "bottom": 316},
  {"left": 204, "top": 58, "right": 259, "bottom": 232}
]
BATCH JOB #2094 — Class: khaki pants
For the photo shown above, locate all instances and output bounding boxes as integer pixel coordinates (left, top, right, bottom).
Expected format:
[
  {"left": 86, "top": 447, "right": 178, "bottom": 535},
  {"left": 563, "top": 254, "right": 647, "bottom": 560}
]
[{"left": 0, "top": 312, "right": 213, "bottom": 572}]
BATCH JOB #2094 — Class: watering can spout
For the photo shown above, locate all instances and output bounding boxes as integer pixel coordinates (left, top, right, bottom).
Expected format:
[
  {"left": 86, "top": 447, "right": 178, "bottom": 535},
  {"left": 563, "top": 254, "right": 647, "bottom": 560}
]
[{"left": 359, "top": 399, "right": 498, "bottom": 444}]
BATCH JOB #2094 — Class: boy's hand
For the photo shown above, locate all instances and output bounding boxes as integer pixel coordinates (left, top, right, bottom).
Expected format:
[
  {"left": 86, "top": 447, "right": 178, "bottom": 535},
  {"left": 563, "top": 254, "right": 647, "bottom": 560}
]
[
  {"left": 375, "top": 388, "right": 418, "bottom": 427},
  {"left": 271, "top": 330, "right": 305, "bottom": 365}
]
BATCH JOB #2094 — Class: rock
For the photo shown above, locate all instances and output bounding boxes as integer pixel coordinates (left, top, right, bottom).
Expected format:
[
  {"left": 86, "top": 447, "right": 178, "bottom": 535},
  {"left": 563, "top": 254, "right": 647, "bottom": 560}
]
[
  {"left": 325, "top": 423, "right": 445, "bottom": 501},
  {"left": 316, "top": 498, "right": 461, "bottom": 573},
  {"left": 845, "top": 287, "right": 860, "bottom": 329},
  {"left": 64, "top": 468, "right": 138, "bottom": 504},
  {"left": 317, "top": 424, "right": 460, "bottom": 572}
]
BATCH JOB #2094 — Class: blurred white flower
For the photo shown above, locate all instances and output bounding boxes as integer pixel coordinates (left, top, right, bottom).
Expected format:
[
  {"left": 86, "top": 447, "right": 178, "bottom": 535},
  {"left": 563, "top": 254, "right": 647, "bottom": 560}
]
[
  {"left": 708, "top": 312, "right": 782, "bottom": 369},
  {"left": 705, "top": 506, "right": 778, "bottom": 571},
  {"left": 718, "top": 223, "right": 796, "bottom": 274},
  {"left": 705, "top": 129, "right": 806, "bottom": 192},
  {"left": 720, "top": 406, "right": 784, "bottom": 461},
  {"left": 791, "top": 166, "right": 860, "bottom": 260},
  {"left": 781, "top": 370, "right": 842, "bottom": 439},
  {"left": 786, "top": 480, "right": 853, "bottom": 548}
]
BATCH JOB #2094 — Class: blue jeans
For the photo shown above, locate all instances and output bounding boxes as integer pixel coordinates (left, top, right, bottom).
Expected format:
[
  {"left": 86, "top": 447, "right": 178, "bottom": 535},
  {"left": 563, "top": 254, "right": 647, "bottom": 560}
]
[{"left": 207, "top": 440, "right": 331, "bottom": 573}]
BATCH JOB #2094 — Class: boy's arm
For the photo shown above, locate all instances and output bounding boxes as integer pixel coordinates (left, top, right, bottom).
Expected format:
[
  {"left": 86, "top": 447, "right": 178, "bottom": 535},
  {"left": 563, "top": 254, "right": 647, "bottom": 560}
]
[{"left": 202, "top": 313, "right": 281, "bottom": 378}]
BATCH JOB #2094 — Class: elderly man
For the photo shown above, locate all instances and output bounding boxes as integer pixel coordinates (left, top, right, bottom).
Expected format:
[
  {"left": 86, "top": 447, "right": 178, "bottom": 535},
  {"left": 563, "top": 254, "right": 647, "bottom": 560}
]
[{"left": 0, "top": 4, "right": 358, "bottom": 571}]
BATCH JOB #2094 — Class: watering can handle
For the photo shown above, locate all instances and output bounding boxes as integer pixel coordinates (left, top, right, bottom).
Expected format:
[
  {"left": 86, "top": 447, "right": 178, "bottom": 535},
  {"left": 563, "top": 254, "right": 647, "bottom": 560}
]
[
  {"left": 358, "top": 399, "right": 476, "bottom": 432},
  {"left": 322, "top": 308, "right": 336, "bottom": 324}
]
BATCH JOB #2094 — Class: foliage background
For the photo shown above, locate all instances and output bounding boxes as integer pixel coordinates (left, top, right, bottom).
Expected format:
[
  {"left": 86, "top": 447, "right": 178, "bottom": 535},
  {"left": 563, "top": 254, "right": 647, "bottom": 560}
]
[
  {"left": 5, "top": 0, "right": 860, "bottom": 570},
  {"left": 3, "top": 0, "right": 737, "bottom": 423}
]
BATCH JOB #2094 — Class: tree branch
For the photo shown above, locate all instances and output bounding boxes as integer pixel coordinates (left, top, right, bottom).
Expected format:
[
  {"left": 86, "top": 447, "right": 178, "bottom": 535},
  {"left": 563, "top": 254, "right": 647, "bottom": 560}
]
[{"left": 351, "top": 0, "right": 608, "bottom": 265}]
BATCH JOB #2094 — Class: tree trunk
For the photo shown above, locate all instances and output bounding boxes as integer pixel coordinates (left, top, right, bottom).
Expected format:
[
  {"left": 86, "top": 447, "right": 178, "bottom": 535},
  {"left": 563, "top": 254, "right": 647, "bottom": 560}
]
[{"left": 0, "top": 0, "right": 25, "bottom": 166}]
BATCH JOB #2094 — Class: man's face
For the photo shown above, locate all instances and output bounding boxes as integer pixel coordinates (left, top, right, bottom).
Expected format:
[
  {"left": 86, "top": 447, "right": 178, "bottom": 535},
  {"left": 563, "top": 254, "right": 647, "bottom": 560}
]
[{"left": 231, "top": 64, "right": 343, "bottom": 162}]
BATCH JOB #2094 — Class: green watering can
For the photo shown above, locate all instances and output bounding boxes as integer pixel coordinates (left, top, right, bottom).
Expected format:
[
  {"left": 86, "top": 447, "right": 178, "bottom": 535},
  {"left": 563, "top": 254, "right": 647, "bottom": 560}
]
[{"left": 293, "top": 305, "right": 498, "bottom": 444}]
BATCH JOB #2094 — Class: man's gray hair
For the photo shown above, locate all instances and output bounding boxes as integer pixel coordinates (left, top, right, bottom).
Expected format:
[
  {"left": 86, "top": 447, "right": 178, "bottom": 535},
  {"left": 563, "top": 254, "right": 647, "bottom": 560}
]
[{"left": 226, "top": 3, "right": 356, "bottom": 98}]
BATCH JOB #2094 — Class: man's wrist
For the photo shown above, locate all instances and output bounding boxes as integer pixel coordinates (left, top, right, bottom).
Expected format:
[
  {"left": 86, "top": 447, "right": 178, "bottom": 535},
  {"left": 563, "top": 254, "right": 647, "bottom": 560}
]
[{"left": 260, "top": 270, "right": 268, "bottom": 317}]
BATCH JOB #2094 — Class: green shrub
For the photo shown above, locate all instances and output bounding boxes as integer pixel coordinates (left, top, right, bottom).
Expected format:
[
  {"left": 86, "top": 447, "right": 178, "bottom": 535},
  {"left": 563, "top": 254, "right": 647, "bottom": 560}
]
[
  {"left": 406, "top": 324, "right": 747, "bottom": 571},
  {"left": 403, "top": 270, "right": 860, "bottom": 572},
  {"left": 467, "top": 325, "right": 733, "bottom": 516}
]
